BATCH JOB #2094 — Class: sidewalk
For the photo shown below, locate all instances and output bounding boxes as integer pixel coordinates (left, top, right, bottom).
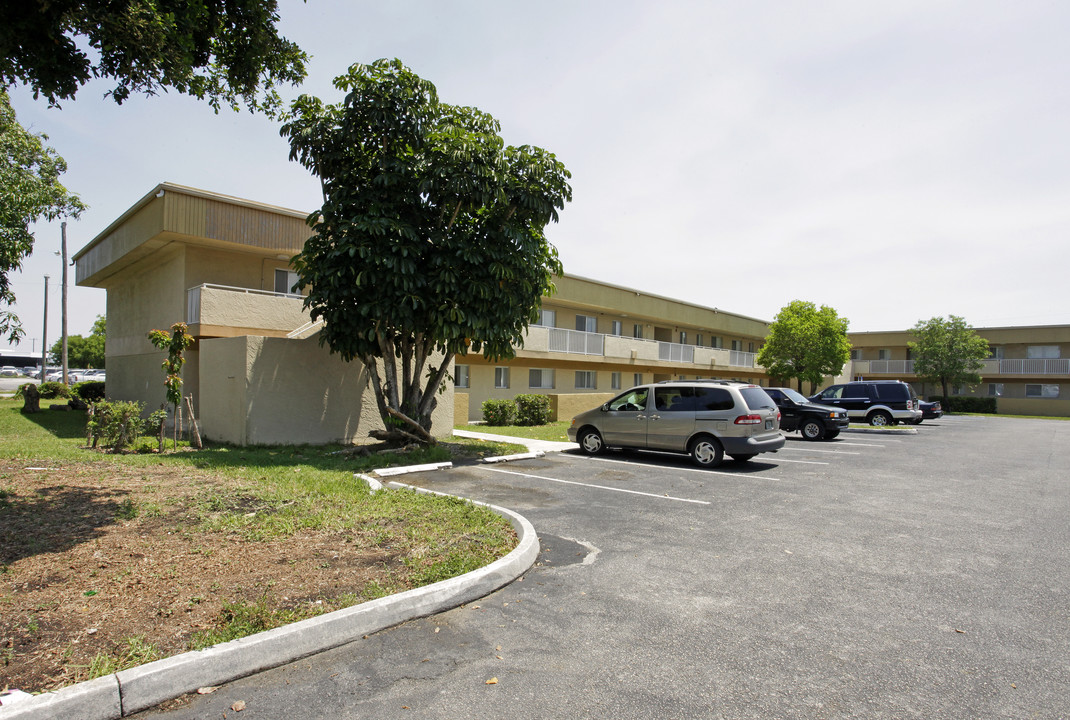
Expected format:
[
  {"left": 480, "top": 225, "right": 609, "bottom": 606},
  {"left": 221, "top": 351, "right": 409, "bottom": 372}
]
[{"left": 452, "top": 428, "right": 575, "bottom": 454}]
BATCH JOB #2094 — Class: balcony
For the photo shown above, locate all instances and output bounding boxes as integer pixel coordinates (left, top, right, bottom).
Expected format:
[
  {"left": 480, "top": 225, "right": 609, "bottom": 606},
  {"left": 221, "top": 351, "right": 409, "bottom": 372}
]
[
  {"left": 186, "top": 284, "right": 309, "bottom": 337},
  {"left": 548, "top": 328, "right": 604, "bottom": 355},
  {"left": 856, "top": 358, "right": 1070, "bottom": 377}
]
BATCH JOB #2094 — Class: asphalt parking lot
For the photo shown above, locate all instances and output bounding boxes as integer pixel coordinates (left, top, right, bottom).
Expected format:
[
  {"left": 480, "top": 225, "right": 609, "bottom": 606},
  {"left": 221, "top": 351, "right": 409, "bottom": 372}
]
[{"left": 139, "top": 416, "right": 1070, "bottom": 719}]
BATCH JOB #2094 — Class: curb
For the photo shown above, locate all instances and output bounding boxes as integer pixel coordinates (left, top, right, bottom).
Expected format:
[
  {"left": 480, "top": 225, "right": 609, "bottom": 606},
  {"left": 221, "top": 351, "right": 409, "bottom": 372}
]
[{"left": 0, "top": 487, "right": 538, "bottom": 720}]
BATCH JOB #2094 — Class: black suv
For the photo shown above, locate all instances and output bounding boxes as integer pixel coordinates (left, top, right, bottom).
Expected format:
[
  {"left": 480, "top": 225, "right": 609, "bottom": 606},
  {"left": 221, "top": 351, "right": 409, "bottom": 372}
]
[
  {"left": 764, "top": 387, "right": 850, "bottom": 441},
  {"left": 809, "top": 380, "right": 921, "bottom": 426}
]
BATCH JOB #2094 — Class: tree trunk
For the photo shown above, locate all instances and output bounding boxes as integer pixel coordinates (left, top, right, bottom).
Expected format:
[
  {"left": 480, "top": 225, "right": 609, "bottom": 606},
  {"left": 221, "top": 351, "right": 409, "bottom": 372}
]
[{"left": 21, "top": 384, "right": 41, "bottom": 413}]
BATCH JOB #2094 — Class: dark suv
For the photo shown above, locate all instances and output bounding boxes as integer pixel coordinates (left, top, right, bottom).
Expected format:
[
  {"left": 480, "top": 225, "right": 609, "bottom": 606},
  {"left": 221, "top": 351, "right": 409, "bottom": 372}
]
[
  {"left": 809, "top": 380, "right": 921, "bottom": 426},
  {"left": 764, "top": 387, "right": 850, "bottom": 441}
]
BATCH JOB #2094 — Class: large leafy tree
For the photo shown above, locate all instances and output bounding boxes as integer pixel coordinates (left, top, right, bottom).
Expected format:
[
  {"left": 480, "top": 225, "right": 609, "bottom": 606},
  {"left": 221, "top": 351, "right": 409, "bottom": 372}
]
[
  {"left": 908, "top": 315, "right": 990, "bottom": 400},
  {"left": 281, "top": 59, "right": 572, "bottom": 443},
  {"left": 757, "top": 300, "right": 851, "bottom": 393},
  {"left": 0, "top": 89, "right": 85, "bottom": 343},
  {"left": 49, "top": 314, "right": 105, "bottom": 368},
  {"left": 0, "top": 0, "right": 307, "bottom": 115}
]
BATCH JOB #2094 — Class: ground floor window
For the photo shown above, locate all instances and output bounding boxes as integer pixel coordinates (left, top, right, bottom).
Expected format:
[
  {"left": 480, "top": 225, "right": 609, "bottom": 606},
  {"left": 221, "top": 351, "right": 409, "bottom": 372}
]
[
  {"left": 529, "top": 368, "right": 554, "bottom": 389},
  {"left": 495, "top": 367, "right": 509, "bottom": 389},
  {"left": 988, "top": 383, "right": 1003, "bottom": 396},
  {"left": 611, "top": 372, "right": 621, "bottom": 390},
  {"left": 1026, "top": 384, "right": 1059, "bottom": 398},
  {"left": 455, "top": 365, "right": 469, "bottom": 388},
  {"left": 634, "top": 372, "right": 643, "bottom": 387},
  {"left": 575, "top": 371, "right": 597, "bottom": 389}
]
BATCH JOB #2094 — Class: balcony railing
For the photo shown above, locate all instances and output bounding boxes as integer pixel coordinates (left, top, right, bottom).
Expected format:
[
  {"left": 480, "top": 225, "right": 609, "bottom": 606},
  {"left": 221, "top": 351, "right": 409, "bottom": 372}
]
[
  {"left": 729, "top": 350, "right": 757, "bottom": 368},
  {"left": 659, "top": 342, "right": 695, "bottom": 363},
  {"left": 868, "top": 360, "right": 914, "bottom": 374},
  {"left": 548, "top": 328, "right": 604, "bottom": 355},
  {"left": 860, "top": 357, "right": 1069, "bottom": 377}
]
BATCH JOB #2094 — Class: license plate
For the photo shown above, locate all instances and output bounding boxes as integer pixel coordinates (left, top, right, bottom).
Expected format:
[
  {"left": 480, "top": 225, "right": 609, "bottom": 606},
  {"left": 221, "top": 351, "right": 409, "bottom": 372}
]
[{"left": 765, "top": 420, "right": 773, "bottom": 430}]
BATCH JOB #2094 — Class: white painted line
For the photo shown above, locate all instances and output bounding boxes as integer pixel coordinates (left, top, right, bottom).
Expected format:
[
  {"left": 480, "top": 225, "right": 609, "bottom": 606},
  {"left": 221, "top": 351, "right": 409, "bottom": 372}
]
[
  {"left": 769, "top": 457, "right": 830, "bottom": 465},
  {"left": 779, "top": 447, "right": 860, "bottom": 455},
  {"left": 584, "top": 454, "right": 783, "bottom": 481},
  {"left": 824, "top": 441, "right": 887, "bottom": 447},
  {"left": 481, "top": 466, "right": 712, "bottom": 505}
]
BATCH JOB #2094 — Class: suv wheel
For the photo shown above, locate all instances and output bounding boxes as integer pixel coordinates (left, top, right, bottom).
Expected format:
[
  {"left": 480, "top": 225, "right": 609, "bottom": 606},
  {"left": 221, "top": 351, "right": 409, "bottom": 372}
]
[
  {"left": 800, "top": 419, "right": 824, "bottom": 441},
  {"left": 578, "top": 428, "right": 605, "bottom": 455},
  {"left": 689, "top": 436, "right": 724, "bottom": 468},
  {"left": 868, "top": 410, "right": 893, "bottom": 427}
]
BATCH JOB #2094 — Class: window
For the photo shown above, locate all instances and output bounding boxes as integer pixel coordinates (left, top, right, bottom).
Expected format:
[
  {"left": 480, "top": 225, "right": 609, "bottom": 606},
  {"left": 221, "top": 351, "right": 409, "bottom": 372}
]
[
  {"left": 989, "top": 346, "right": 1004, "bottom": 360},
  {"left": 731, "top": 340, "right": 741, "bottom": 351},
  {"left": 609, "top": 388, "right": 648, "bottom": 411},
  {"left": 611, "top": 320, "right": 623, "bottom": 336},
  {"left": 748, "top": 342, "right": 756, "bottom": 353},
  {"left": 849, "top": 349, "right": 861, "bottom": 360},
  {"left": 528, "top": 369, "right": 554, "bottom": 389},
  {"left": 534, "top": 309, "right": 556, "bottom": 327},
  {"left": 953, "top": 385, "right": 966, "bottom": 395},
  {"left": 1026, "top": 384, "right": 1060, "bottom": 398},
  {"left": 633, "top": 373, "right": 643, "bottom": 387},
  {"left": 494, "top": 367, "right": 509, "bottom": 389},
  {"left": 633, "top": 324, "right": 644, "bottom": 339},
  {"left": 454, "top": 365, "right": 470, "bottom": 388},
  {"left": 575, "top": 371, "right": 597, "bottom": 389},
  {"left": 274, "top": 269, "right": 300, "bottom": 295},
  {"left": 679, "top": 331, "right": 688, "bottom": 344},
  {"left": 710, "top": 336, "right": 722, "bottom": 349},
  {"left": 988, "top": 383, "right": 1003, "bottom": 397},
  {"left": 611, "top": 372, "right": 622, "bottom": 390},
  {"left": 695, "top": 333, "right": 703, "bottom": 346},
  {"left": 1027, "top": 345, "right": 1060, "bottom": 359},
  {"left": 878, "top": 349, "right": 891, "bottom": 361},
  {"left": 576, "top": 314, "right": 596, "bottom": 333}
]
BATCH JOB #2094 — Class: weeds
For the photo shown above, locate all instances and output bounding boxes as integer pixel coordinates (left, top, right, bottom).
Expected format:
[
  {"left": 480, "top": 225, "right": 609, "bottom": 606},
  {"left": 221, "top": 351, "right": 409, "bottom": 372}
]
[{"left": 84, "top": 637, "right": 162, "bottom": 679}]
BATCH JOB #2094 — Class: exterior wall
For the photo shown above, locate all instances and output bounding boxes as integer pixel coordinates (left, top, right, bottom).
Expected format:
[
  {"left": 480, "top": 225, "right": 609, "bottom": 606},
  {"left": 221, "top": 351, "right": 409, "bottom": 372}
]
[{"left": 552, "top": 392, "right": 614, "bottom": 422}]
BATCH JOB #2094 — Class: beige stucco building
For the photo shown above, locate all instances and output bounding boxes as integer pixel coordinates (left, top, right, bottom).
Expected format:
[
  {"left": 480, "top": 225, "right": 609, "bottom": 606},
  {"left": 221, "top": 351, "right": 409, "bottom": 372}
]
[{"left": 76, "top": 183, "right": 1070, "bottom": 444}]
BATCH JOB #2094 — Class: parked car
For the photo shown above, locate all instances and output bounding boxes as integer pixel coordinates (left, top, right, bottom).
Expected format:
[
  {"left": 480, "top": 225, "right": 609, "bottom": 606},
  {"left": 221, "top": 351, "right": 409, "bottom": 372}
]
[
  {"left": 809, "top": 380, "right": 921, "bottom": 426},
  {"left": 0, "top": 366, "right": 19, "bottom": 377},
  {"left": 567, "top": 380, "right": 785, "bottom": 468},
  {"left": 763, "top": 387, "right": 850, "bottom": 441},
  {"left": 910, "top": 400, "right": 943, "bottom": 424}
]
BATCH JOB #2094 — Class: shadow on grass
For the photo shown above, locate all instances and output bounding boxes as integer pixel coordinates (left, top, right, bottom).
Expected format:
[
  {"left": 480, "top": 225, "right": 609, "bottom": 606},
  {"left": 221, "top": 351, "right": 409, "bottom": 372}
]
[
  {"left": 16, "top": 404, "right": 90, "bottom": 439},
  {"left": 0, "top": 484, "right": 124, "bottom": 565}
]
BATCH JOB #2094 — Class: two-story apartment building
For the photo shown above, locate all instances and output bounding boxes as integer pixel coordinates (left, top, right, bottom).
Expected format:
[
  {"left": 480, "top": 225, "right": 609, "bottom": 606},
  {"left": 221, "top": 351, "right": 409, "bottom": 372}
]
[{"left": 76, "top": 184, "right": 1069, "bottom": 446}]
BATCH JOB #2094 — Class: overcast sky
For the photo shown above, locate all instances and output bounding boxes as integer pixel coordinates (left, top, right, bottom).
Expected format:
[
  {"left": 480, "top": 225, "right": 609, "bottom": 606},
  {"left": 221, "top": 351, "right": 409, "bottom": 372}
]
[{"left": 6, "top": 0, "right": 1069, "bottom": 355}]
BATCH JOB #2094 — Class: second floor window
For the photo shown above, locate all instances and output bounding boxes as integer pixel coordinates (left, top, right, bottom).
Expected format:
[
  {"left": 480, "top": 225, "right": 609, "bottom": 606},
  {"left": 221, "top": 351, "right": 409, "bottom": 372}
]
[
  {"left": 633, "top": 324, "right": 644, "bottom": 339},
  {"left": 611, "top": 320, "right": 623, "bottom": 336},
  {"left": 1027, "top": 345, "right": 1060, "bottom": 359},
  {"left": 878, "top": 349, "right": 891, "bottom": 360},
  {"left": 534, "top": 309, "right": 556, "bottom": 327},
  {"left": 679, "top": 331, "right": 688, "bottom": 344},
  {"left": 576, "top": 315, "right": 596, "bottom": 333},
  {"left": 274, "top": 269, "right": 300, "bottom": 295}
]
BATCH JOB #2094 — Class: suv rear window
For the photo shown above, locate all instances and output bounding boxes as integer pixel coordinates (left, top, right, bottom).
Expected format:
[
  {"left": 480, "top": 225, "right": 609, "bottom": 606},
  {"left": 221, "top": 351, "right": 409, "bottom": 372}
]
[
  {"left": 874, "top": 383, "right": 907, "bottom": 400},
  {"left": 740, "top": 388, "right": 776, "bottom": 411},
  {"left": 844, "top": 384, "right": 870, "bottom": 398}
]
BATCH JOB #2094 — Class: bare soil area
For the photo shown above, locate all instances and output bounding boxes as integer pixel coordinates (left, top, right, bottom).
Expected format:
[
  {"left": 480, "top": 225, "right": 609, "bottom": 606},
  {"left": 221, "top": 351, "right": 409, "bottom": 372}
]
[{"left": 0, "top": 459, "right": 428, "bottom": 693}]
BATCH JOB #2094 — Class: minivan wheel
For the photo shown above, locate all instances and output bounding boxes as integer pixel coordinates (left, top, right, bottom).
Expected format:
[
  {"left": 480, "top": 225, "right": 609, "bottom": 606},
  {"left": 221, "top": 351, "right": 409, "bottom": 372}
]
[
  {"left": 868, "top": 410, "right": 893, "bottom": 427},
  {"left": 578, "top": 428, "right": 605, "bottom": 455},
  {"left": 800, "top": 420, "right": 824, "bottom": 441},
  {"left": 689, "top": 436, "right": 724, "bottom": 468}
]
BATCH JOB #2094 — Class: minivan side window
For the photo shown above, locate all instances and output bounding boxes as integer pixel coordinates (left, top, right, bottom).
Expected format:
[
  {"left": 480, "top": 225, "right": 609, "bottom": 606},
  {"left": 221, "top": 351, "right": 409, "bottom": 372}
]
[
  {"left": 843, "top": 384, "right": 870, "bottom": 398},
  {"left": 609, "top": 389, "right": 648, "bottom": 411},
  {"left": 655, "top": 387, "right": 694, "bottom": 412},
  {"left": 695, "top": 387, "right": 734, "bottom": 411}
]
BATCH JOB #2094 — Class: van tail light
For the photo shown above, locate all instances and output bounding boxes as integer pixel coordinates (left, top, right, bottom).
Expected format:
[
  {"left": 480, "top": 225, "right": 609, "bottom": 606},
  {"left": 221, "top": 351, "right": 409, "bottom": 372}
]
[{"left": 735, "top": 414, "right": 762, "bottom": 425}]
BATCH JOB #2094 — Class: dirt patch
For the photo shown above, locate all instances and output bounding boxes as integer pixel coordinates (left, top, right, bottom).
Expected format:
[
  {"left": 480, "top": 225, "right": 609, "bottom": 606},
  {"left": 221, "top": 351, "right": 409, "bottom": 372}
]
[{"left": 0, "top": 461, "right": 415, "bottom": 693}]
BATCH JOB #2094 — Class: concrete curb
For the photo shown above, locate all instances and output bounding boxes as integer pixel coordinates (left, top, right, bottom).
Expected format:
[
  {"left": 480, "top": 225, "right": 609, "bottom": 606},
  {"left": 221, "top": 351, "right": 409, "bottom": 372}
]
[
  {"left": 0, "top": 488, "right": 539, "bottom": 720},
  {"left": 481, "top": 450, "right": 546, "bottom": 463}
]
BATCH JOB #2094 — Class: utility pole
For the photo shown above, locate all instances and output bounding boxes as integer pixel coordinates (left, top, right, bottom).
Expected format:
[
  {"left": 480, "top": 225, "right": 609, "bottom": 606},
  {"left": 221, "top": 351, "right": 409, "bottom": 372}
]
[
  {"left": 61, "top": 222, "right": 69, "bottom": 384},
  {"left": 42, "top": 275, "right": 49, "bottom": 379}
]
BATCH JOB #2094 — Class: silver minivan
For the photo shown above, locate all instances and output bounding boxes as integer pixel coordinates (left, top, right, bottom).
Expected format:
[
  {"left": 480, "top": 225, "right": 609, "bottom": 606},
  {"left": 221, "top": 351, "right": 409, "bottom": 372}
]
[{"left": 567, "top": 380, "right": 784, "bottom": 468}]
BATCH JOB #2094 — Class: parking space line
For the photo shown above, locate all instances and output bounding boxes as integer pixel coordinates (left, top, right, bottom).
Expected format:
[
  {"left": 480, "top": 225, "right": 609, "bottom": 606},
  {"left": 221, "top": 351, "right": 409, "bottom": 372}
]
[
  {"left": 770, "top": 457, "right": 830, "bottom": 465},
  {"left": 481, "top": 466, "right": 711, "bottom": 505},
  {"left": 584, "top": 455, "right": 784, "bottom": 481},
  {"left": 824, "top": 441, "right": 886, "bottom": 447},
  {"left": 779, "top": 447, "right": 861, "bottom": 455}
]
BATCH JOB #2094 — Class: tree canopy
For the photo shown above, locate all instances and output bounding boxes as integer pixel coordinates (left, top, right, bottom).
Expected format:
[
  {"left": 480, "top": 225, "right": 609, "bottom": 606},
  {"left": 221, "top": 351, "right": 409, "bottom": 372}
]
[
  {"left": 0, "top": 0, "right": 307, "bottom": 115},
  {"left": 50, "top": 314, "right": 105, "bottom": 368},
  {"left": 281, "top": 59, "right": 572, "bottom": 442},
  {"left": 757, "top": 300, "right": 851, "bottom": 393},
  {"left": 0, "top": 89, "right": 85, "bottom": 343},
  {"left": 908, "top": 315, "right": 990, "bottom": 399}
]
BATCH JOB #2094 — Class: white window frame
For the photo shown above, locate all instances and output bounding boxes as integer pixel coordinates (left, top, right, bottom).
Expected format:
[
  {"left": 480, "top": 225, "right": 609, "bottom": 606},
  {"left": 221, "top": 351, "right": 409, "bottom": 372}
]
[
  {"left": 611, "top": 372, "right": 622, "bottom": 390},
  {"left": 274, "top": 268, "right": 301, "bottom": 296},
  {"left": 575, "top": 371, "right": 597, "bottom": 389},
  {"left": 633, "top": 372, "right": 643, "bottom": 387},
  {"left": 528, "top": 368, "right": 554, "bottom": 389},
  {"left": 988, "top": 383, "right": 1003, "bottom": 396},
  {"left": 534, "top": 309, "right": 556, "bottom": 328},
  {"left": 711, "top": 336, "right": 722, "bottom": 349},
  {"left": 849, "top": 349, "right": 861, "bottom": 361},
  {"left": 679, "top": 331, "right": 688, "bottom": 344},
  {"left": 878, "top": 349, "right": 891, "bottom": 361},
  {"left": 731, "top": 340, "right": 741, "bottom": 351},
  {"left": 611, "top": 320, "right": 623, "bottom": 336},
  {"left": 454, "top": 365, "right": 470, "bottom": 388},
  {"left": 633, "top": 324, "right": 644, "bottom": 339},
  {"left": 1027, "top": 345, "right": 1060, "bottom": 359},
  {"left": 576, "top": 314, "right": 597, "bottom": 333},
  {"left": 494, "top": 367, "right": 510, "bottom": 389},
  {"left": 1026, "top": 384, "right": 1059, "bottom": 398}
]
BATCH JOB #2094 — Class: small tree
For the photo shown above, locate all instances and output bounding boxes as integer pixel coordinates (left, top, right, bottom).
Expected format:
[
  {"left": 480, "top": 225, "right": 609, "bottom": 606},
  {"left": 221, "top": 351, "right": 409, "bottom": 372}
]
[
  {"left": 282, "top": 59, "right": 571, "bottom": 445},
  {"left": 908, "top": 315, "right": 990, "bottom": 400},
  {"left": 757, "top": 300, "right": 851, "bottom": 393},
  {"left": 50, "top": 314, "right": 105, "bottom": 368},
  {"left": 147, "top": 322, "right": 193, "bottom": 449}
]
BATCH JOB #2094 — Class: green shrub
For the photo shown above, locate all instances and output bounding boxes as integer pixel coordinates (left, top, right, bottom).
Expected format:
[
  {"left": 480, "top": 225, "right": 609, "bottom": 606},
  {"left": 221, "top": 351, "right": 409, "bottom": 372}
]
[
  {"left": 481, "top": 399, "right": 516, "bottom": 426},
  {"left": 938, "top": 396, "right": 997, "bottom": 414},
  {"left": 73, "top": 381, "right": 106, "bottom": 402},
  {"left": 514, "top": 394, "right": 552, "bottom": 426},
  {"left": 37, "top": 381, "right": 71, "bottom": 399},
  {"left": 87, "top": 400, "right": 147, "bottom": 452}
]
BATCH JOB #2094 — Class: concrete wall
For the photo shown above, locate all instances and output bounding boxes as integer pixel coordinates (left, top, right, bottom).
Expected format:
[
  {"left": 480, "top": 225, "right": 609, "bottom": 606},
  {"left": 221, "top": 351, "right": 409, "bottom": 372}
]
[
  {"left": 552, "top": 392, "right": 614, "bottom": 422},
  {"left": 199, "top": 335, "right": 453, "bottom": 446}
]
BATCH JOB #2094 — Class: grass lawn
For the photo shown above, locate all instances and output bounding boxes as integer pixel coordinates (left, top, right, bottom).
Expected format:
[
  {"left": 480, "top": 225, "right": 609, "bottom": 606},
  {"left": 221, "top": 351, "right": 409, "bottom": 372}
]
[
  {"left": 0, "top": 398, "right": 520, "bottom": 693},
  {"left": 455, "top": 420, "right": 572, "bottom": 442}
]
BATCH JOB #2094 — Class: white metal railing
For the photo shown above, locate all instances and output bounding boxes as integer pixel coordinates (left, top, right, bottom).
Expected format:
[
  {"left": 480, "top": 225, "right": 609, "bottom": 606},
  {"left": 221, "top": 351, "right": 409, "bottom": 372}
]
[
  {"left": 998, "top": 358, "right": 1070, "bottom": 375},
  {"left": 548, "top": 328, "right": 604, "bottom": 355},
  {"left": 287, "top": 318, "right": 324, "bottom": 339},
  {"left": 729, "top": 350, "right": 756, "bottom": 368},
  {"left": 868, "top": 360, "right": 914, "bottom": 374},
  {"left": 659, "top": 342, "right": 695, "bottom": 363}
]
